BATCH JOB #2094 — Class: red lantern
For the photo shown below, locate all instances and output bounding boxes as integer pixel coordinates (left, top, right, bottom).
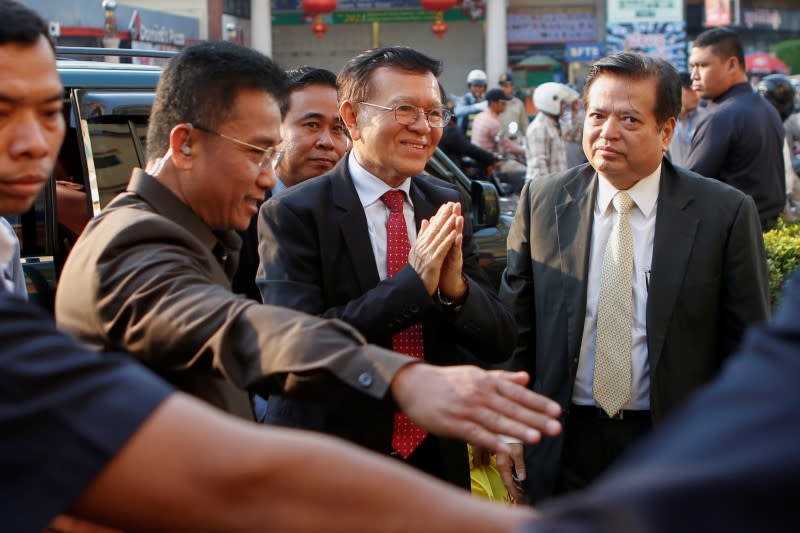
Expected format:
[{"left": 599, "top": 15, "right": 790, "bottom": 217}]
[
  {"left": 301, "top": 0, "right": 337, "bottom": 39},
  {"left": 421, "top": 0, "right": 457, "bottom": 39},
  {"left": 431, "top": 14, "right": 448, "bottom": 40}
]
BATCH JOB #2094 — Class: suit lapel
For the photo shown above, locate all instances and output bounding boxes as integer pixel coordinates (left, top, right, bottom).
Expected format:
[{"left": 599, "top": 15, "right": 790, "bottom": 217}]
[
  {"left": 555, "top": 169, "right": 597, "bottom": 361},
  {"left": 409, "top": 177, "right": 438, "bottom": 230},
  {"left": 331, "top": 163, "right": 381, "bottom": 292},
  {"left": 647, "top": 162, "right": 698, "bottom": 373}
]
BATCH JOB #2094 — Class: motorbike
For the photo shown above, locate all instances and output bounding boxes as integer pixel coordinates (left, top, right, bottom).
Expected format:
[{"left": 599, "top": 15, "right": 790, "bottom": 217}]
[{"left": 493, "top": 121, "right": 527, "bottom": 196}]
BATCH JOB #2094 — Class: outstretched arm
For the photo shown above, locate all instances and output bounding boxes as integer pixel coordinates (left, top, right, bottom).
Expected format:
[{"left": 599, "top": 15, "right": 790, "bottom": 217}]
[{"left": 71, "top": 393, "right": 539, "bottom": 533}]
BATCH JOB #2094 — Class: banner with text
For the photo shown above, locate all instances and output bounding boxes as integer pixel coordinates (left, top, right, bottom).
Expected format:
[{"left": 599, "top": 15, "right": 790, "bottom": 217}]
[
  {"left": 606, "top": 21, "right": 687, "bottom": 72},
  {"left": 607, "top": 0, "right": 683, "bottom": 24}
]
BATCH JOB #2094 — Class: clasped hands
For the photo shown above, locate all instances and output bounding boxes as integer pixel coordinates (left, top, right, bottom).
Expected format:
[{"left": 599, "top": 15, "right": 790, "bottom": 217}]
[{"left": 408, "top": 201, "right": 467, "bottom": 300}]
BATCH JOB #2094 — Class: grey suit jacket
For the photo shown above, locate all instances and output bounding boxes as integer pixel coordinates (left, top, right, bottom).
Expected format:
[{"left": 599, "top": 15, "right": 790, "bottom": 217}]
[
  {"left": 500, "top": 160, "right": 770, "bottom": 502},
  {"left": 256, "top": 156, "right": 517, "bottom": 487},
  {"left": 56, "top": 169, "right": 414, "bottom": 420}
]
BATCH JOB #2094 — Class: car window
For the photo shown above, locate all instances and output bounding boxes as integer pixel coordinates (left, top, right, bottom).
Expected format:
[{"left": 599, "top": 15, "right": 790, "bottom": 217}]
[{"left": 74, "top": 90, "right": 151, "bottom": 213}]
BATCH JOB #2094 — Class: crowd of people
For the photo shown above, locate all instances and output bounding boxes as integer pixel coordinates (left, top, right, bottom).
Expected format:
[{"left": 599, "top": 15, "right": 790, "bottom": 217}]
[{"left": 2, "top": 0, "right": 800, "bottom": 530}]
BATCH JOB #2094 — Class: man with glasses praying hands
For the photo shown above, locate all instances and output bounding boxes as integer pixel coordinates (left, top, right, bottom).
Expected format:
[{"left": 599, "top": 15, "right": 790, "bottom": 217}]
[
  {"left": 56, "top": 42, "right": 561, "bottom": 457},
  {"left": 256, "top": 46, "right": 522, "bottom": 488}
]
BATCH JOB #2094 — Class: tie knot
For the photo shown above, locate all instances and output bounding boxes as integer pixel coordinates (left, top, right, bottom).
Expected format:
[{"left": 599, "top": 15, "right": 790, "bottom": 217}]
[
  {"left": 612, "top": 192, "right": 634, "bottom": 215},
  {"left": 381, "top": 190, "right": 405, "bottom": 213}
]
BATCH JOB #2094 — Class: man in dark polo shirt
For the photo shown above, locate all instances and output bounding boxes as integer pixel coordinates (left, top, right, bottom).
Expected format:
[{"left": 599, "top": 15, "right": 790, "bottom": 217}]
[{"left": 686, "top": 27, "right": 785, "bottom": 230}]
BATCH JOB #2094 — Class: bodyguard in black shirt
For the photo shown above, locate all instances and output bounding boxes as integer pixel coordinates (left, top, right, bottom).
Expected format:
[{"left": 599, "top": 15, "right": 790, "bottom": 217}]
[{"left": 687, "top": 27, "right": 785, "bottom": 230}]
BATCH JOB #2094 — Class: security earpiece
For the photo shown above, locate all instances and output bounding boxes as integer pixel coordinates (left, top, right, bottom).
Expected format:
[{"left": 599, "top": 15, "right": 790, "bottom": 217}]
[{"left": 181, "top": 144, "right": 191, "bottom": 156}]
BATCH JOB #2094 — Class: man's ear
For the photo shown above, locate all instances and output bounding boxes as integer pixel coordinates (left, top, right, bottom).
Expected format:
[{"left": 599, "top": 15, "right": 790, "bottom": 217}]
[
  {"left": 726, "top": 55, "right": 741, "bottom": 75},
  {"left": 660, "top": 116, "right": 676, "bottom": 152},
  {"left": 169, "top": 123, "right": 194, "bottom": 169},
  {"left": 339, "top": 101, "right": 361, "bottom": 141}
]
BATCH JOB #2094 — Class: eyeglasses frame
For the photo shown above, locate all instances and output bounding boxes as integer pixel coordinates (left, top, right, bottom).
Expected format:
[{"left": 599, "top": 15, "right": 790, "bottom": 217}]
[
  {"left": 191, "top": 123, "right": 281, "bottom": 169},
  {"left": 356, "top": 101, "right": 451, "bottom": 129}
]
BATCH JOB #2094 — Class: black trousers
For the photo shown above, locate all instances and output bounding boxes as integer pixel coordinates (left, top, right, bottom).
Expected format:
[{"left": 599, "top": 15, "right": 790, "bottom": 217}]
[
  {"left": 555, "top": 404, "right": 652, "bottom": 495},
  {"left": 391, "top": 434, "right": 447, "bottom": 482}
]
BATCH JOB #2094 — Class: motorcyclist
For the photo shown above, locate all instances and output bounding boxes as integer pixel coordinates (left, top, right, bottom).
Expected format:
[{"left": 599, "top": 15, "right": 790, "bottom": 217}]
[
  {"left": 525, "top": 82, "right": 582, "bottom": 182},
  {"left": 454, "top": 69, "right": 489, "bottom": 137}
]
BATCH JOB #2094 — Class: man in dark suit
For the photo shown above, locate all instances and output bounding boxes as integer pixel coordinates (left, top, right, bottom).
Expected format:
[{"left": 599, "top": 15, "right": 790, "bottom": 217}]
[
  {"left": 257, "top": 46, "right": 531, "bottom": 489},
  {"left": 498, "top": 52, "right": 770, "bottom": 503}
]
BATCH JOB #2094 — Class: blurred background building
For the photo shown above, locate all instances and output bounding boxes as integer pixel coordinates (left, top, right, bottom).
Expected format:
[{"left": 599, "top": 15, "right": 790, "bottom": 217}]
[{"left": 22, "top": 1, "right": 800, "bottom": 91}]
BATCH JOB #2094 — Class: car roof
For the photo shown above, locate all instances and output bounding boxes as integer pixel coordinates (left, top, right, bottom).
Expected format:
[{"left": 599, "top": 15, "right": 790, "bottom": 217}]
[{"left": 57, "top": 59, "right": 161, "bottom": 90}]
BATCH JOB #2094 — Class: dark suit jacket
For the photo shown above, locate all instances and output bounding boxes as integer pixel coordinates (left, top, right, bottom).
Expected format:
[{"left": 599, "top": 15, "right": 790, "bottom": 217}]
[
  {"left": 56, "top": 170, "right": 415, "bottom": 421},
  {"left": 500, "top": 160, "right": 770, "bottom": 502},
  {"left": 521, "top": 273, "right": 800, "bottom": 533},
  {"left": 257, "top": 156, "right": 517, "bottom": 488}
]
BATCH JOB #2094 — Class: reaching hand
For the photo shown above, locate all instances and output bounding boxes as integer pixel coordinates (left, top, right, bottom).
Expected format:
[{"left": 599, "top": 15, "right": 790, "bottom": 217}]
[
  {"left": 390, "top": 363, "right": 562, "bottom": 454},
  {"left": 496, "top": 444, "right": 526, "bottom": 503}
]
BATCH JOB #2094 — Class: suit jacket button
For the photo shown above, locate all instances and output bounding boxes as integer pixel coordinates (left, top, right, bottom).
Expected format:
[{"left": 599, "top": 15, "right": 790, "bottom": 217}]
[
  {"left": 409, "top": 304, "right": 419, "bottom": 313},
  {"left": 358, "top": 372, "right": 373, "bottom": 388}
]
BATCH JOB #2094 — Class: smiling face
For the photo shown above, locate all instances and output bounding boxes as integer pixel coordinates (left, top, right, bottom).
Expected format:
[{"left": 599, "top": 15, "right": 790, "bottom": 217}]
[
  {"left": 343, "top": 67, "right": 442, "bottom": 187},
  {"left": 583, "top": 74, "right": 674, "bottom": 190},
  {"left": 182, "top": 88, "right": 281, "bottom": 231},
  {"left": 0, "top": 35, "right": 65, "bottom": 216},
  {"left": 276, "top": 83, "right": 348, "bottom": 187}
]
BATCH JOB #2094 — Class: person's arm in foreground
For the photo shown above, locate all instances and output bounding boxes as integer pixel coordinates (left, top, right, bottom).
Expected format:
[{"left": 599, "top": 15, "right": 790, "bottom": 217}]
[
  {"left": 72, "top": 393, "right": 538, "bottom": 533},
  {"left": 520, "top": 274, "right": 800, "bottom": 533}
]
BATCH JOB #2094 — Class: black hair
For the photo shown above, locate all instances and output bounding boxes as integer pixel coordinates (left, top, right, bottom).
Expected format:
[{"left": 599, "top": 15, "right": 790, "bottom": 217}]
[
  {"left": 146, "top": 40, "right": 288, "bottom": 161},
  {"left": 280, "top": 66, "right": 337, "bottom": 115},
  {"left": 693, "top": 27, "right": 745, "bottom": 72},
  {"left": 0, "top": 0, "right": 53, "bottom": 50},
  {"left": 337, "top": 46, "right": 442, "bottom": 104},
  {"left": 583, "top": 52, "right": 681, "bottom": 129}
]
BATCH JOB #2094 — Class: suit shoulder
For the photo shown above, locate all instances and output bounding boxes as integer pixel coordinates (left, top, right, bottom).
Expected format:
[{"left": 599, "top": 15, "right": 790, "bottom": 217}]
[
  {"left": 267, "top": 173, "right": 334, "bottom": 207},
  {"left": 524, "top": 163, "right": 594, "bottom": 199},
  {"left": 672, "top": 165, "right": 749, "bottom": 203},
  {"left": 414, "top": 172, "right": 461, "bottom": 197}
]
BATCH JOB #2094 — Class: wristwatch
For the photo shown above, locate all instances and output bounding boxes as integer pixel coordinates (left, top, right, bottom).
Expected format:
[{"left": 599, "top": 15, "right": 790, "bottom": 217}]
[{"left": 436, "top": 275, "right": 468, "bottom": 310}]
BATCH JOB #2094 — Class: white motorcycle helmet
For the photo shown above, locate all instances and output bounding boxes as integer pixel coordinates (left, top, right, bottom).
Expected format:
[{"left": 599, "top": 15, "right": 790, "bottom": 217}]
[
  {"left": 534, "top": 82, "right": 578, "bottom": 116},
  {"left": 466, "top": 69, "right": 488, "bottom": 86}
]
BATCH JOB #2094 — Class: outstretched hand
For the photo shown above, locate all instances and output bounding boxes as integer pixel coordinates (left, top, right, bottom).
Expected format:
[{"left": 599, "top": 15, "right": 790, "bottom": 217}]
[{"left": 390, "top": 363, "right": 562, "bottom": 453}]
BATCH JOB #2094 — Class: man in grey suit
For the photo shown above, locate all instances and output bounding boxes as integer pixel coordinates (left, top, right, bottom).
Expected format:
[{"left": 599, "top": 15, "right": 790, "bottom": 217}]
[
  {"left": 497, "top": 52, "right": 769, "bottom": 503},
  {"left": 55, "top": 41, "right": 562, "bottom": 454}
]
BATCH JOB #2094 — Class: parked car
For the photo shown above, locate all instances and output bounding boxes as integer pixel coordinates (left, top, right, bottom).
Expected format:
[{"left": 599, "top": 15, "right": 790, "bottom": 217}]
[{"left": 14, "top": 49, "right": 512, "bottom": 313}]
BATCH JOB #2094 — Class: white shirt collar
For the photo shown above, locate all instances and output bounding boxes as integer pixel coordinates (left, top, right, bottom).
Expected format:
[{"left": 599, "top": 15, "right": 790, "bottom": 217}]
[
  {"left": 348, "top": 151, "right": 413, "bottom": 209},
  {"left": 596, "top": 163, "right": 661, "bottom": 218}
]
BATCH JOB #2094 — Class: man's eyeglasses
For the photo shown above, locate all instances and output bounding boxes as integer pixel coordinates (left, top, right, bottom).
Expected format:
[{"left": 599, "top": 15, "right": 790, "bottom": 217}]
[
  {"left": 357, "top": 102, "right": 451, "bottom": 129},
  {"left": 192, "top": 124, "right": 280, "bottom": 169}
]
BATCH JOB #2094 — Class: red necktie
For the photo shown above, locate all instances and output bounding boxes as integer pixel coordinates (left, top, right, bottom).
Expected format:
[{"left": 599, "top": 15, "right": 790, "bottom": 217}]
[{"left": 381, "top": 190, "right": 427, "bottom": 459}]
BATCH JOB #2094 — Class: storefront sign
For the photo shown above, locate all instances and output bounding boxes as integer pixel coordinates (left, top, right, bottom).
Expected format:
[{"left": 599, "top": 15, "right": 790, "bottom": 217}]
[
  {"left": 606, "top": 21, "right": 687, "bottom": 72},
  {"left": 564, "top": 43, "right": 603, "bottom": 63},
  {"left": 704, "top": 0, "right": 732, "bottom": 26},
  {"left": 607, "top": 0, "right": 683, "bottom": 24},
  {"left": 507, "top": 9, "right": 597, "bottom": 45}
]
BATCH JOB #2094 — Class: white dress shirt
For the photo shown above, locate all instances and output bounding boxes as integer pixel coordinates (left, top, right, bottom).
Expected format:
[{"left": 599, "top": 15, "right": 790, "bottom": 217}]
[
  {"left": 572, "top": 164, "right": 661, "bottom": 410},
  {"left": 348, "top": 152, "right": 416, "bottom": 281}
]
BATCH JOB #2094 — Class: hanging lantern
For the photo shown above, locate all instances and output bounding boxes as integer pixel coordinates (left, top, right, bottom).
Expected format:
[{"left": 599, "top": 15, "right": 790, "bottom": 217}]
[
  {"left": 301, "top": 0, "right": 337, "bottom": 39},
  {"left": 421, "top": 0, "right": 457, "bottom": 39},
  {"left": 431, "top": 14, "right": 447, "bottom": 40}
]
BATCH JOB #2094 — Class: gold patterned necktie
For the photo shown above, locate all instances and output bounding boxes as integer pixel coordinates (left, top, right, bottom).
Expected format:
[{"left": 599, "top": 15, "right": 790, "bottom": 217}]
[{"left": 593, "top": 191, "right": 635, "bottom": 418}]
